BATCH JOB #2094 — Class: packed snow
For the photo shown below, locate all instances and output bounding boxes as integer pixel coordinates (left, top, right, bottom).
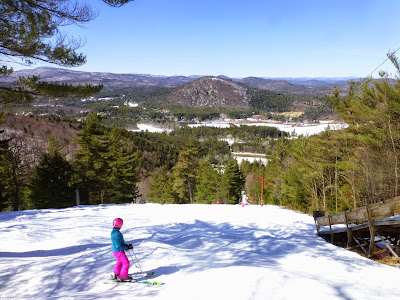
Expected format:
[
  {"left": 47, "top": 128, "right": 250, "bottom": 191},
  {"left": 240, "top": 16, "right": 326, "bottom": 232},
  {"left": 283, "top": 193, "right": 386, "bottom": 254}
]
[{"left": 1, "top": 204, "right": 400, "bottom": 299}]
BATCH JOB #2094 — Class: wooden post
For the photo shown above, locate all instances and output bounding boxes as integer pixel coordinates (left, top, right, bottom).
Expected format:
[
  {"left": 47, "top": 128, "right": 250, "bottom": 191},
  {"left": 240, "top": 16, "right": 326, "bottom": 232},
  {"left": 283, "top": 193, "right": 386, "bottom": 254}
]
[
  {"left": 329, "top": 215, "right": 334, "bottom": 244},
  {"left": 376, "top": 232, "right": 400, "bottom": 259},
  {"left": 313, "top": 211, "right": 325, "bottom": 234},
  {"left": 353, "top": 236, "right": 369, "bottom": 256},
  {"left": 366, "top": 205, "right": 376, "bottom": 257},
  {"left": 345, "top": 211, "right": 352, "bottom": 248}
]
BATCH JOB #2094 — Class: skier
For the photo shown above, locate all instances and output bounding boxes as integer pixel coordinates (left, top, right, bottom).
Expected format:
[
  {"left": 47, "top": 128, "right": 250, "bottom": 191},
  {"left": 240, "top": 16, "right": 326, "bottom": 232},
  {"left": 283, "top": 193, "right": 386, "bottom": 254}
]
[{"left": 111, "top": 217, "right": 133, "bottom": 281}]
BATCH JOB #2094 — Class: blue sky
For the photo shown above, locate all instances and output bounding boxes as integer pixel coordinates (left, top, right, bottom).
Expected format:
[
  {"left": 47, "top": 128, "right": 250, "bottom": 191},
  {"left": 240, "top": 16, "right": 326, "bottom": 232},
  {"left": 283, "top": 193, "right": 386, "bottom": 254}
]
[{"left": 21, "top": 0, "right": 400, "bottom": 77}]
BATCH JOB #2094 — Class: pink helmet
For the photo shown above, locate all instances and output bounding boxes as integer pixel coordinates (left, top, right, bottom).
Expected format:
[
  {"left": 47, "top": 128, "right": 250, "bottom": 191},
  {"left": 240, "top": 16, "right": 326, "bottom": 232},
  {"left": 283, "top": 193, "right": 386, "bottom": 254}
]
[{"left": 113, "top": 218, "right": 123, "bottom": 228}]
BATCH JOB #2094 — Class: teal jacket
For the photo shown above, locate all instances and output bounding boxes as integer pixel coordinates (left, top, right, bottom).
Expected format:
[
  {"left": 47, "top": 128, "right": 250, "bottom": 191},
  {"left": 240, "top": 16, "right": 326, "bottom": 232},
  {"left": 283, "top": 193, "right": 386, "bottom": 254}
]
[{"left": 111, "top": 228, "right": 128, "bottom": 252}]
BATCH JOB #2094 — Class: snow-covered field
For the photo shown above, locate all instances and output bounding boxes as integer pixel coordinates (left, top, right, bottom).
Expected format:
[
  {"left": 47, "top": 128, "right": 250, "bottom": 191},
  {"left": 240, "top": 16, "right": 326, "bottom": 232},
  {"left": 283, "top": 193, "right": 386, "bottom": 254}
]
[
  {"left": 129, "top": 120, "right": 345, "bottom": 165},
  {"left": 130, "top": 120, "right": 346, "bottom": 137},
  {"left": 1, "top": 203, "right": 400, "bottom": 300}
]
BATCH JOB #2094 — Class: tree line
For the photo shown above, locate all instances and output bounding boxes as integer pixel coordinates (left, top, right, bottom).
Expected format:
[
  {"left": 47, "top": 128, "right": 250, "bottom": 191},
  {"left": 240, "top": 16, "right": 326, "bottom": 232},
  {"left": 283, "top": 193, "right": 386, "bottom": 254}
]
[
  {"left": 261, "top": 62, "right": 400, "bottom": 214},
  {"left": 3, "top": 1, "right": 400, "bottom": 215},
  {"left": 0, "top": 0, "right": 247, "bottom": 210},
  {"left": 4, "top": 69, "right": 400, "bottom": 213},
  {"left": 2, "top": 113, "right": 280, "bottom": 210}
]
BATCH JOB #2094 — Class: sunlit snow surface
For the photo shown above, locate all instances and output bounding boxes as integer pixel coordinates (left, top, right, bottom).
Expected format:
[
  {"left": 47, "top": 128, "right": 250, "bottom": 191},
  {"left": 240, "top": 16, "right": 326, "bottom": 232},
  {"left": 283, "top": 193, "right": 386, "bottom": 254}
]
[
  {"left": 129, "top": 120, "right": 347, "bottom": 136},
  {"left": 1, "top": 204, "right": 400, "bottom": 299}
]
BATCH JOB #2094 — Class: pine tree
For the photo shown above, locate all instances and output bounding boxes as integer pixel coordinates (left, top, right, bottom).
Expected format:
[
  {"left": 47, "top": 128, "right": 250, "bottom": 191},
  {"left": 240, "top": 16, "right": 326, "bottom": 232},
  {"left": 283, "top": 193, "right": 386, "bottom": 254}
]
[
  {"left": 327, "top": 54, "right": 400, "bottom": 205},
  {"left": 0, "top": 0, "right": 133, "bottom": 103},
  {"left": 172, "top": 140, "right": 200, "bottom": 204},
  {"left": 107, "top": 129, "right": 140, "bottom": 203},
  {"left": 147, "top": 167, "right": 176, "bottom": 204},
  {"left": 222, "top": 159, "right": 245, "bottom": 204},
  {"left": 27, "top": 137, "right": 75, "bottom": 209},
  {"left": 74, "top": 113, "right": 140, "bottom": 204},
  {"left": 195, "top": 161, "right": 219, "bottom": 204},
  {"left": 74, "top": 113, "right": 111, "bottom": 204}
]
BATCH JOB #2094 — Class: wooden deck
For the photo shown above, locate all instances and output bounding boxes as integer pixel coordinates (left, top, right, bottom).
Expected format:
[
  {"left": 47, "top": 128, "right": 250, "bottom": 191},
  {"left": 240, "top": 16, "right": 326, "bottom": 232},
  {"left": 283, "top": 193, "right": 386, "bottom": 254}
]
[{"left": 314, "top": 196, "right": 400, "bottom": 260}]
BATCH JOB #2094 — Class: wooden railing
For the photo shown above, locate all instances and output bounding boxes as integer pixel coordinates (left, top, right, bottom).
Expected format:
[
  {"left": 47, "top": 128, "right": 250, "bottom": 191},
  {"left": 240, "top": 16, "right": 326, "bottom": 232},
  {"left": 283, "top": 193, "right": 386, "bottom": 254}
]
[
  {"left": 314, "top": 196, "right": 400, "bottom": 259},
  {"left": 315, "top": 196, "right": 400, "bottom": 231}
]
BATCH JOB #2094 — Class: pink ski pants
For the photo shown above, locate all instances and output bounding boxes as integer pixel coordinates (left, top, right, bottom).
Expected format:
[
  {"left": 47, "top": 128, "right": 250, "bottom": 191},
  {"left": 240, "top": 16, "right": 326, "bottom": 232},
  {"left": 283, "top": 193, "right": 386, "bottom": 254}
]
[{"left": 112, "top": 250, "right": 130, "bottom": 279}]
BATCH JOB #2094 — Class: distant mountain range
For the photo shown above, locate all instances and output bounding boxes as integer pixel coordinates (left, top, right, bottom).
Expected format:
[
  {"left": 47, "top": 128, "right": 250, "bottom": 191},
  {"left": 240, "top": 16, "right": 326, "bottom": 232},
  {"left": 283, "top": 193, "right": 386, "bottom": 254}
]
[
  {"left": 2, "top": 67, "right": 357, "bottom": 109},
  {"left": 2, "top": 67, "right": 200, "bottom": 88},
  {"left": 4, "top": 67, "right": 355, "bottom": 89}
]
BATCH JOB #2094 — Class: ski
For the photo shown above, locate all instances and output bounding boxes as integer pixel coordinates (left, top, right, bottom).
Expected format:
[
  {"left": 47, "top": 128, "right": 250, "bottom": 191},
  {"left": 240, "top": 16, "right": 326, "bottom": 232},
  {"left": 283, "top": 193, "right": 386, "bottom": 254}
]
[
  {"left": 130, "top": 271, "right": 155, "bottom": 278},
  {"left": 104, "top": 279, "right": 137, "bottom": 284},
  {"left": 104, "top": 279, "right": 163, "bottom": 285},
  {"left": 136, "top": 280, "right": 163, "bottom": 285},
  {"left": 105, "top": 272, "right": 160, "bottom": 285}
]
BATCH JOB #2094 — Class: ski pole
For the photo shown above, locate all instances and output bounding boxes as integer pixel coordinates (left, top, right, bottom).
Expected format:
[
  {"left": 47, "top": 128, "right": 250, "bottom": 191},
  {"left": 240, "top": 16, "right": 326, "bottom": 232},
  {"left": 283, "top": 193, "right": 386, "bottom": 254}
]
[{"left": 128, "top": 247, "right": 143, "bottom": 274}]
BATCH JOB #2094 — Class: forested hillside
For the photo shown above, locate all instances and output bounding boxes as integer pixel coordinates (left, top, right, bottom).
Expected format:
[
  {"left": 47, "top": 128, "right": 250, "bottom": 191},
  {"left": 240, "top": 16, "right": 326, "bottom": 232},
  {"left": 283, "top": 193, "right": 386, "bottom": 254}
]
[
  {"left": 262, "top": 71, "right": 400, "bottom": 214},
  {"left": 3, "top": 57, "right": 400, "bottom": 215},
  {"left": 1, "top": 109, "right": 286, "bottom": 210}
]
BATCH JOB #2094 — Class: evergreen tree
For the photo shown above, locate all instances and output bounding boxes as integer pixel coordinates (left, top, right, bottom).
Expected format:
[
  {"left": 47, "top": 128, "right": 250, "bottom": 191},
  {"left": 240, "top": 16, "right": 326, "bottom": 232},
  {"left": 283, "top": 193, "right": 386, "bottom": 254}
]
[
  {"left": 261, "top": 54, "right": 400, "bottom": 213},
  {"left": 74, "top": 113, "right": 110, "bottom": 204},
  {"left": 27, "top": 137, "right": 75, "bottom": 209},
  {"left": 327, "top": 54, "right": 400, "bottom": 205},
  {"left": 147, "top": 167, "right": 176, "bottom": 204},
  {"left": 0, "top": 0, "right": 133, "bottom": 103},
  {"left": 74, "top": 113, "right": 140, "bottom": 204},
  {"left": 107, "top": 129, "right": 140, "bottom": 203},
  {"left": 172, "top": 140, "right": 200, "bottom": 204},
  {"left": 221, "top": 159, "right": 244, "bottom": 204},
  {"left": 195, "top": 161, "right": 219, "bottom": 204}
]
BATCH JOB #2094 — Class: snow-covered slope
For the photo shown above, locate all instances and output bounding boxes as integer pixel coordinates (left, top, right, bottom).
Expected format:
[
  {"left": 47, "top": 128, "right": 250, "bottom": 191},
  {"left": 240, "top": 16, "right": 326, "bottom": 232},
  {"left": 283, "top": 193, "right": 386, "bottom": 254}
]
[{"left": 1, "top": 204, "right": 400, "bottom": 299}]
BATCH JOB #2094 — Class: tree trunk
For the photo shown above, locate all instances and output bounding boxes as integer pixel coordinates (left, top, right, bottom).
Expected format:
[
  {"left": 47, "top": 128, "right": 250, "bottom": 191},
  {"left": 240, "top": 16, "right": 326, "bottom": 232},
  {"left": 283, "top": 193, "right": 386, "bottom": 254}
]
[
  {"left": 75, "top": 188, "right": 80, "bottom": 206},
  {"left": 388, "top": 121, "right": 398, "bottom": 197}
]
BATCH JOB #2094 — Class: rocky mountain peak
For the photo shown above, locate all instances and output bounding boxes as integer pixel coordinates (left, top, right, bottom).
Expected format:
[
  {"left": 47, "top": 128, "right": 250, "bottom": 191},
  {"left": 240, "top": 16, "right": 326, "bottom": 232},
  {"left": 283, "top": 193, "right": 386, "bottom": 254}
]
[{"left": 165, "top": 76, "right": 250, "bottom": 108}]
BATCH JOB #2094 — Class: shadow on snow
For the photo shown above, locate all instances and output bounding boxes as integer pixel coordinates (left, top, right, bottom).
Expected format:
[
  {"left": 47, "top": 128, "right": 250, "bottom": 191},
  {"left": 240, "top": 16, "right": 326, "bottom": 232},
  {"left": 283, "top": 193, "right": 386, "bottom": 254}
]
[{"left": 0, "top": 212, "right": 378, "bottom": 299}]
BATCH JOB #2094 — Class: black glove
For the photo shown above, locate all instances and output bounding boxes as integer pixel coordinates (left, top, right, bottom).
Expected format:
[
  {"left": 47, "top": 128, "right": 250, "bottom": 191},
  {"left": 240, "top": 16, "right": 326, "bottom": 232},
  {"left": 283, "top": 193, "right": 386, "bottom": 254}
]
[{"left": 127, "top": 243, "right": 133, "bottom": 249}]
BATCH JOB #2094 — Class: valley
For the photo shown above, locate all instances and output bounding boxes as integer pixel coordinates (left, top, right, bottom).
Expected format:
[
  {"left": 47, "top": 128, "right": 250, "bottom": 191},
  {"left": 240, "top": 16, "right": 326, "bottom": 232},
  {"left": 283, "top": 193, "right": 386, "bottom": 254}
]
[{"left": 0, "top": 66, "right": 352, "bottom": 211}]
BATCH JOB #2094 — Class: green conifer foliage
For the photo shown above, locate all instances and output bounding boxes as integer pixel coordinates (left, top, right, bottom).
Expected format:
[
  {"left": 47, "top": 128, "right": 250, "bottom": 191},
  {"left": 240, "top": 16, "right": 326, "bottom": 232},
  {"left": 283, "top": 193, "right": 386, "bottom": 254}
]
[
  {"left": 74, "top": 113, "right": 139, "bottom": 204},
  {"left": 27, "top": 142, "right": 75, "bottom": 209},
  {"left": 147, "top": 168, "right": 176, "bottom": 204},
  {"left": 0, "top": 0, "right": 133, "bottom": 103},
  {"left": 172, "top": 140, "right": 200, "bottom": 204},
  {"left": 221, "top": 159, "right": 244, "bottom": 204},
  {"left": 74, "top": 113, "right": 109, "bottom": 204},
  {"left": 107, "top": 129, "right": 140, "bottom": 203},
  {"left": 195, "top": 161, "right": 219, "bottom": 204},
  {"left": 261, "top": 54, "right": 400, "bottom": 213}
]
